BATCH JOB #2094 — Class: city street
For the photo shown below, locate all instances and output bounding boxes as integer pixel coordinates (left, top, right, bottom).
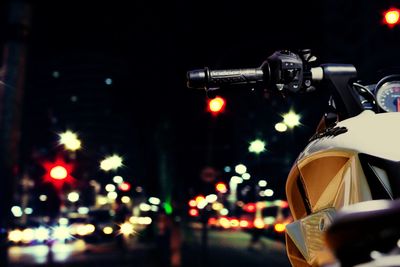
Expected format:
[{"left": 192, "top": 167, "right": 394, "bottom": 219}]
[
  {"left": 3, "top": 2, "right": 393, "bottom": 267},
  {"left": 9, "top": 228, "right": 291, "bottom": 267}
]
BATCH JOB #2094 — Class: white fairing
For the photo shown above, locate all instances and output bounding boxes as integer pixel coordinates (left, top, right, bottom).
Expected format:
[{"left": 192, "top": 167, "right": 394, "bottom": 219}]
[
  {"left": 298, "top": 110, "right": 400, "bottom": 162},
  {"left": 285, "top": 110, "right": 400, "bottom": 266}
]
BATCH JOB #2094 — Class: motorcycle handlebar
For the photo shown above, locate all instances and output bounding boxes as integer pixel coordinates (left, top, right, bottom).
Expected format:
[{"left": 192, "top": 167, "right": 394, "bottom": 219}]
[
  {"left": 186, "top": 49, "right": 364, "bottom": 119},
  {"left": 186, "top": 50, "right": 325, "bottom": 93},
  {"left": 187, "top": 67, "right": 266, "bottom": 90}
]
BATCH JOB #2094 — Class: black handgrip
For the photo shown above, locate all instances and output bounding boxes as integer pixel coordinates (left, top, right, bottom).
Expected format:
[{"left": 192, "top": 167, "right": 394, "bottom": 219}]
[{"left": 187, "top": 67, "right": 265, "bottom": 90}]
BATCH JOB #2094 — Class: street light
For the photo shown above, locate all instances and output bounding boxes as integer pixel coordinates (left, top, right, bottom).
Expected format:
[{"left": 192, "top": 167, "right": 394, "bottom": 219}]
[
  {"left": 282, "top": 110, "right": 301, "bottom": 128},
  {"left": 248, "top": 139, "right": 266, "bottom": 154},
  {"left": 100, "top": 154, "right": 123, "bottom": 171},
  {"left": 58, "top": 130, "right": 81, "bottom": 151},
  {"left": 119, "top": 222, "right": 135, "bottom": 236}
]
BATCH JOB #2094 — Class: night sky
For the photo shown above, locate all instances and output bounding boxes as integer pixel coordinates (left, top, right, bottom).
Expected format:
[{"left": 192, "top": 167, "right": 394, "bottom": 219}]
[{"left": 12, "top": 0, "right": 400, "bottom": 203}]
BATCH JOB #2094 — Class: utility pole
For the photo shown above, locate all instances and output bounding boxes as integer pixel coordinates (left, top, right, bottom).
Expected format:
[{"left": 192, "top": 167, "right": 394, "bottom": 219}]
[
  {"left": 156, "top": 119, "right": 183, "bottom": 267},
  {"left": 0, "top": 1, "right": 31, "bottom": 266}
]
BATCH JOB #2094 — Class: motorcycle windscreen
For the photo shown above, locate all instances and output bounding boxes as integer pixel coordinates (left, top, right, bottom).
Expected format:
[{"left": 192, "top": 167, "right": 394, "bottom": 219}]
[
  {"left": 285, "top": 150, "right": 398, "bottom": 266},
  {"left": 285, "top": 150, "right": 373, "bottom": 266},
  {"left": 292, "top": 151, "right": 374, "bottom": 215}
]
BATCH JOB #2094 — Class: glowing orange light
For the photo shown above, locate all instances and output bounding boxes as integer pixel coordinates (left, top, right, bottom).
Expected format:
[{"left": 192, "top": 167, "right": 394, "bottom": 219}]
[
  {"left": 189, "top": 209, "right": 199, "bottom": 217},
  {"left": 384, "top": 8, "right": 400, "bottom": 27},
  {"left": 188, "top": 200, "right": 197, "bottom": 207},
  {"left": 215, "top": 182, "right": 228, "bottom": 193},
  {"left": 208, "top": 218, "right": 217, "bottom": 225},
  {"left": 208, "top": 97, "right": 226, "bottom": 114},
  {"left": 274, "top": 223, "right": 286, "bottom": 233}
]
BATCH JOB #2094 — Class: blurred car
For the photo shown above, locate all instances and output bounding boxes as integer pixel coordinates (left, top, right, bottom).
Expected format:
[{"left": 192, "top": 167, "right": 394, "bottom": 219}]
[
  {"left": 7, "top": 218, "right": 51, "bottom": 246},
  {"left": 262, "top": 204, "right": 292, "bottom": 241},
  {"left": 83, "top": 209, "right": 115, "bottom": 243},
  {"left": 238, "top": 200, "right": 292, "bottom": 241}
]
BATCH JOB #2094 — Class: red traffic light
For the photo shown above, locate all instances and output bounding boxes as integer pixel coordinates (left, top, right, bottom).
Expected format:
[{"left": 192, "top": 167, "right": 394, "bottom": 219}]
[
  {"left": 42, "top": 158, "right": 74, "bottom": 188},
  {"left": 383, "top": 8, "right": 400, "bottom": 27},
  {"left": 207, "top": 97, "right": 226, "bottom": 115},
  {"left": 50, "top": 166, "right": 68, "bottom": 180}
]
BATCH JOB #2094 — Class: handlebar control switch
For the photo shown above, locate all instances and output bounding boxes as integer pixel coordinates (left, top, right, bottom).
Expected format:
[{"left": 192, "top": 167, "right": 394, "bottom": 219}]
[{"left": 267, "top": 50, "right": 304, "bottom": 93}]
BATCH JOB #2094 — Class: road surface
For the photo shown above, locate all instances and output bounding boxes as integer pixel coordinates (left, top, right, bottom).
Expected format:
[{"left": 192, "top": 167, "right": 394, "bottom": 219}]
[{"left": 9, "top": 228, "right": 291, "bottom": 267}]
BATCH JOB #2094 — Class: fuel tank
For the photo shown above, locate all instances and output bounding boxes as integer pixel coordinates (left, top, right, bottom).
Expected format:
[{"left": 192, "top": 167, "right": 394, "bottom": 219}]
[{"left": 298, "top": 110, "right": 400, "bottom": 162}]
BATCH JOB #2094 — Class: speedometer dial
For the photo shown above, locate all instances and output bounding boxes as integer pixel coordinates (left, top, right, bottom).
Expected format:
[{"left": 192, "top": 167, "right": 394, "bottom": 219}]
[{"left": 375, "top": 81, "right": 400, "bottom": 112}]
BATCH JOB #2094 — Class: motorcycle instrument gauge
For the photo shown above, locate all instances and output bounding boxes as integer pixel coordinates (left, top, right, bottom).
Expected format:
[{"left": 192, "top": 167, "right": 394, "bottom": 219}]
[{"left": 375, "top": 81, "right": 400, "bottom": 112}]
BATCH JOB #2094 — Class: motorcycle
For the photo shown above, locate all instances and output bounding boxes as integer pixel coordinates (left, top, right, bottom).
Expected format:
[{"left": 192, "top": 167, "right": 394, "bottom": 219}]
[{"left": 186, "top": 50, "right": 400, "bottom": 267}]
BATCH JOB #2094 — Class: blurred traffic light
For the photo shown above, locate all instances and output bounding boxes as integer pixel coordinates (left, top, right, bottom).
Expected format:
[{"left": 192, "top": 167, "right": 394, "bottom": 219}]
[
  {"left": 100, "top": 154, "right": 123, "bottom": 171},
  {"left": 248, "top": 139, "right": 266, "bottom": 154},
  {"left": 383, "top": 8, "right": 400, "bottom": 27},
  {"left": 50, "top": 166, "right": 68, "bottom": 180},
  {"left": 207, "top": 96, "right": 226, "bottom": 115},
  {"left": 42, "top": 158, "right": 74, "bottom": 188},
  {"left": 58, "top": 130, "right": 81, "bottom": 151}
]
